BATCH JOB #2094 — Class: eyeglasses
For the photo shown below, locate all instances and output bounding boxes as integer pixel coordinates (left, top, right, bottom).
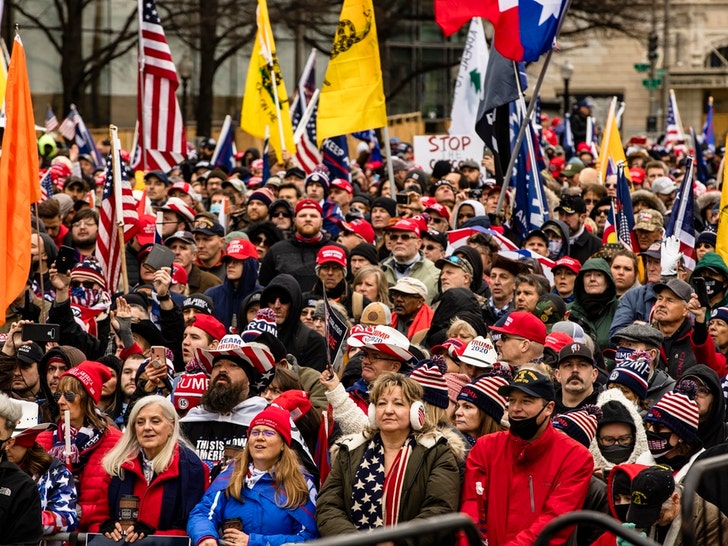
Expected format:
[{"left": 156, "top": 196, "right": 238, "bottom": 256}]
[
  {"left": 388, "top": 233, "right": 417, "bottom": 242},
  {"left": 595, "top": 208, "right": 610, "bottom": 217},
  {"left": 250, "top": 236, "right": 269, "bottom": 247},
  {"left": 300, "top": 310, "right": 315, "bottom": 318},
  {"left": 53, "top": 391, "right": 78, "bottom": 403},
  {"left": 423, "top": 244, "right": 442, "bottom": 251},
  {"left": 72, "top": 220, "right": 96, "bottom": 228},
  {"left": 249, "top": 429, "right": 277, "bottom": 438},
  {"left": 362, "top": 350, "right": 399, "bottom": 363},
  {"left": 583, "top": 199, "right": 597, "bottom": 205},
  {"left": 70, "top": 281, "right": 97, "bottom": 289},
  {"left": 428, "top": 217, "right": 447, "bottom": 225},
  {"left": 499, "top": 334, "right": 525, "bottom": 343},
  {"left": 598, "top": 434, "right": 634, "bottom": 446},
  {"left": 271, "top": 211, "right": 291, "bottom": 219}
]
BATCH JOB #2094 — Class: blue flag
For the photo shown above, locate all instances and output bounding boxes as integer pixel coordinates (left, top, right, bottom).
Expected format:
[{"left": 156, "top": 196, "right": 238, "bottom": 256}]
[
  {"left": 211, "top": 115, "right": 236, "bottom": 172},
  {"left": 321, "top": 135, "right": 351, "bottom": 181},
  {"left": 664, "top": 157, "right": 696, "bottom": 271},
  {"left": 352, "top": 129, "right": 382, "bottom": 163},
  {"left": 562, "top": 113, "right": 574, "bottom": 160},
  {"left": 691, "top": 127, "right": 708, "bottom": 184},
  {"left": 703, "top": 98, "right": 715, "bottom": 153}
]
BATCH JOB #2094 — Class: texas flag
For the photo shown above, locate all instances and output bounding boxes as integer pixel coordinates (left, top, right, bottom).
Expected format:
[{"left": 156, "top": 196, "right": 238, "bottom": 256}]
[{"left": 435, "top": 0, "right": 568, "bottom": 62}]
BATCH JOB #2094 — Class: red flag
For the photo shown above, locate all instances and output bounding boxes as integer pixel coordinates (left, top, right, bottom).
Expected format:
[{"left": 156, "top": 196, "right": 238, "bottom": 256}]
[
  {"left": 0, "top": 36, "right": 40, "bottom": 325},
  {"left": 136, "top": 0, "right": 185, "bottom": 172}
]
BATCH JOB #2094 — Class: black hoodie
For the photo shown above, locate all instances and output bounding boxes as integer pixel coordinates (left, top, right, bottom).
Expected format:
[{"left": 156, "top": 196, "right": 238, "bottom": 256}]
[
  {"left": 542, "top": 219, "right": 571, "bottom": 260},
  {"left": 679, "top": 365, "right": 728, "bottom": 449},
  {"left": 260, "top": 274, "right": 328, "bottom": 372},
  {"left": 424, "top": 288, "right": 488, "bottom": 348}
]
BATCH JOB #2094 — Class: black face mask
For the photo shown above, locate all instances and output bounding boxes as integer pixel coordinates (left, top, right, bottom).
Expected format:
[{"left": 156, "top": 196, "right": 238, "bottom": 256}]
[
  {"left": 614, "top": 503, "right": 630, "bottom": 523},
  {"left": 600, "top": 443, "right": 634, "bottom": 464},
  {"left": 703, "top": 278, "right": 721, "bottom": 298},
  {"left": 508, "top": 403, "right": 549, "bottom": 441},
  {"left": 646, "top": 430, "right": 674, "bottom": 459}
]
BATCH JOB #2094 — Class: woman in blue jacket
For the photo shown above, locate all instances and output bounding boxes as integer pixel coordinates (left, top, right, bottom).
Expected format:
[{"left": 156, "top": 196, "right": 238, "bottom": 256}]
[{"left": 187, "top": 405, "right": 318, "bottom": 546}]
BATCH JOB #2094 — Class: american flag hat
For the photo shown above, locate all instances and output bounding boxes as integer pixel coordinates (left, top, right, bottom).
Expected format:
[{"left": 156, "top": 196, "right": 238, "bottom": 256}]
[
  {"left": 196, "top": 334, "right": 275, "bottom": 393},
  {"left": 347, "top": 324, "right": 414, "bottom": 363}
]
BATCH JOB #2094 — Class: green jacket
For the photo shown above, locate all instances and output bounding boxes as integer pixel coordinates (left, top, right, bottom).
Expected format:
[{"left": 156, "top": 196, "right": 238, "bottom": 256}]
[
  {"left": 694, "top": 252, "right": 728, "bottom": 318},
  {"left": 316, "top": 430, "right": 461, "bottom": 546},
  {"left": 568, "top": 258, "right": 619, "bottom": 351}
]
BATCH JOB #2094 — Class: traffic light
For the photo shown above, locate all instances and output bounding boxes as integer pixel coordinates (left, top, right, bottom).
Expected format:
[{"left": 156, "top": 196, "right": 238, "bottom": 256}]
[{"left": 648, "top": 33, "right": 659, "bottom": 61}]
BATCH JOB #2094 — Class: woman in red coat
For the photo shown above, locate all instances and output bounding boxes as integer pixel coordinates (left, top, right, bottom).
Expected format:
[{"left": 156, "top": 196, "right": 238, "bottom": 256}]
[
  {"left": 100, "top": 395, "right": 209, "bottom": 541},
  {"left": 37, "top": 360, "right": 122, "bottom": 532}
]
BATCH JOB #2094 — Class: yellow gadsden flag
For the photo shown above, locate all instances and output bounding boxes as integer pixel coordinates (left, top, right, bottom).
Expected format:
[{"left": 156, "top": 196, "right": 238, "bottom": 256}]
[
  {"left": 0, "top": 36, "right": 40, "bottom": 326},
  {"left": 317, "top": 0, "right": 387, "bottom": 143},
  {"left": 240, "top": 0, "right": 295, "bottom": 162},
  {"left": 716, "top": 134, "right": 728, "bottom": 265},
  {"left": 596, "top": 97, "right": 630, "bottom": 184}
]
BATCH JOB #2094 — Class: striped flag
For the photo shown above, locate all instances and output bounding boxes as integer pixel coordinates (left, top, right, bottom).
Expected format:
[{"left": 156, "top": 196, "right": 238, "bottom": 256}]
[
  {"left": 39, "top": 169, "right": 54, "bottom": 201},
  {"left": 614, "top": 163, "right": 637, "bottom": 251},
  {"left": 136, "top": 0, "right": 185, "bottom": 173},
  {"left": 292, "top": 50, "right": 322, "bottom": 174},
  {"left": 45, "top": 106, "right": 59, "bottom": 133},
  {"left": 58, "top": 105, "right": 103, "bottom": 166},
  {"left": 664, "top": 89, "right": 685, "bottom": 152},
  {"left": 663, "top": 157, "right": 696, "bottom": 272},
  {"left": 703, "top": 96, "right": 715, "bottom": 153},
  {"left": 96, "top": 156, "right": 139, "bottom": 294}
]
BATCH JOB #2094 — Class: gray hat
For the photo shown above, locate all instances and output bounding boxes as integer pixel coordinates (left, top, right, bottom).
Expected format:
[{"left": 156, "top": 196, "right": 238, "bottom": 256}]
[
  {"left": 651, "top": 177, "right": 677, "bottom": 195},
  {"left": 611, "top": 323, "right": 664, "bottom": 348},
  {"left": 654, "top": 278, "right": 693, "bottom": 303}
]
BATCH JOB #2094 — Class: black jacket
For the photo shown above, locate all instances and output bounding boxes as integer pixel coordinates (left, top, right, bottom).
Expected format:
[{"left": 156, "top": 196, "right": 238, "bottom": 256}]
[
  {"left": 261, "top": 274, "right": 328, "bottom": 371},
  {"left": 568, "top": 228, "right": 602, "bottom": 265},
  {"left": 0, "top": 459, "right": 43, "bottom": 545},
  {"left": 425, "top": 288, "right": 488, "bottom": 348},
  {"left": 680, "top": 364, "right": 727, "bottom": 449}
]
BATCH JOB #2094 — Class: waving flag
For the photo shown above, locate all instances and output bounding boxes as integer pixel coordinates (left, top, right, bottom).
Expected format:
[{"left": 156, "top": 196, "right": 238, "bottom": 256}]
[
  {"left": 291, "top": 49, "right": 322, "bottom": 174},
  {"left": 211, "top": 115, "right": 237, "bottom": 172},
  {"left": 601, "top": 200, "right": 617, "bottom": 245},
  {"left": 317, "top": 0, "right": 387, "bottom": 142},
  {"left": 39, "top": 169, "right": 54, "bottom": 201},
  {"left": 703, "top": 96, "right": 715, "bottom": 153},
  {"left": 59, "top": 105, "right": 103, "bottom": 166},
  {"left": 45, "top": 106, "right": 59, "bottom": 133},
  {"left": 241, "top": 0, "right": 295, "bottom": 162},
  {"left": 449, "top": 18, "right": 488, "bottom": 140},
  {"left": 614, "top": 163, "right": 637, "bottom": 251},
  {"left": 664, "top": 89, "right": 685, "bottom": 152},
  {"left": 137, "top": 0, "right": 186, "bottom": 173},
  {"left": 597, "top": 97, "right": 630, "bottom": 183},
  {"left": 435, "top": 0, "right": 568, "bottom": 62},
  {"left": 352, "top": 129, "right": 382, "bottom": 163},
  {"left": 663, "top": 157, "right": 696, "bottom": 272},
  {"left": 717, "top": 135, "right": 728, "bottom": 265},
  {"left": 562, "top": 112, "right": 574, "bottom": 159},
  {"left": 321, "top": 135, "right": 351, "bottom": 181},
  {"left": 691, "top": 127, "right": 709, "bottom": 184}
]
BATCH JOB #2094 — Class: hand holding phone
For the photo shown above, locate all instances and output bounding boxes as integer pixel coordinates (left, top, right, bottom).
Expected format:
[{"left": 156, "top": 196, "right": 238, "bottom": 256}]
[
  {"left": 693, "top": 277, "right": 711, "bottom": 308},
  {"left": 151, "top": 346, "right": 166, "bottom": 368},
  {"left": 55, "top": 246, "right": 78, "bottom": 275}
]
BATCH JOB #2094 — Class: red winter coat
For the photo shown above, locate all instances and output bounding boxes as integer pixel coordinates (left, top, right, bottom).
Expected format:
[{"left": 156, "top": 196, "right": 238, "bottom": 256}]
[
  {"left": 37, "top": 426, "right": 122, "bottom": 532},
  {"left": 460, "top": 424, "right": 593, "bottom": 546}
]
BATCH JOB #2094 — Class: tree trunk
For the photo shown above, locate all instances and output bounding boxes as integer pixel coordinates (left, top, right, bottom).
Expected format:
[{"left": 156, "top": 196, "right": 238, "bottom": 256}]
[
  {"left": 195, "top": 0, "right": 219, "bottom": 137},
  {"left": 61, "top": 0, "right": 87, "bottom": 115}
]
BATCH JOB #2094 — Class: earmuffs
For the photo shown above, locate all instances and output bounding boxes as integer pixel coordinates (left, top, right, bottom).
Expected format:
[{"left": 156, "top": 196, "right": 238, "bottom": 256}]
[{"left": 368, "top": 400, "right": 426, "bottom": 431}]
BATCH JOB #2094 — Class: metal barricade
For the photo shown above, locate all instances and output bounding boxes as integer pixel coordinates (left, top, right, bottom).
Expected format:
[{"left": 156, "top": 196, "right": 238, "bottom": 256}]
[
  {"left": 680, "top": 452, "right": 728, "bottom": 546},
  {"left": 533, "top": 510, "right": 660, "bottom": 546}
]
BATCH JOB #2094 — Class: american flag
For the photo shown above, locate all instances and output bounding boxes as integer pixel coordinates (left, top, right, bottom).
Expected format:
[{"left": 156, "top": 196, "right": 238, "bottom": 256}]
[
  {"left": 664, "top": 157, "right": 696, "bottom": 271},
  {"left": 39, "top": 169, "right": 54, "bottom": 202},
  {"left": 292, "top": 50, "right": 322, "bottom": 174},
  {"left": 58, "top": 105, "right": 104, "bottom": 166},
  {"left": 664, "top": 89, "right": 685, "bottom": 151},
  {"left": 137, "top": 0, "right": 185, "bottom": 173},
  {"left": 45, "top": 107, "right": 59, "bottom": 133},
  {"left": 211, "top": 115, "right": 236, "bottom": 172},
  {"left": 703, "top": 96, "right": 715, "bottom": 153},
  {"left": 614, "top": 163, "right": 637, "bottom": 251},
  {"left": 96, "top": 156, "right": 139, "bottom": 294}
]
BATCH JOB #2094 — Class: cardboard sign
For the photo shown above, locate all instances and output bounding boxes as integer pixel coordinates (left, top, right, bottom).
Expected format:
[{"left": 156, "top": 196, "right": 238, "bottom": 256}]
[{"left": 413, "top": 134, "right": 484, "bottom": 171}]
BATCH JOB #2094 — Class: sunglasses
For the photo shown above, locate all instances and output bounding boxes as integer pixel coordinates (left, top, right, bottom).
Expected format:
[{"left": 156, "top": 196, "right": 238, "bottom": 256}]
[
  {"left": 70, "top": 281, "right": 97, "bottom": 290},
  {"left": 301, "top": 310, "right": 316, "bottom": 318},
  {"left": 595, "top": 208, "right": 610, "bottom": 216},
  {"left": 271, "top": 211, "right": 291, "bottom": 219},
  {"left": 583, "top": 199, "right": 597, "bottom": 205},
  {"left": 423, "top": 244, "right": 442, "bottom": 251},
  {"left": 250, "top": 236, "right": 269, "bottom": 247},
  {"left": 388, "top": 233, "right": 417, "bottom": 242},
  {"left": 249, "top": 429, "right": 277, "bottom": 438},
  {"left": 604, "top": 184, "right": 617, "bottom": 189},
  {"left": 53, "top": 391, "right": 78, "bottom": 403}
]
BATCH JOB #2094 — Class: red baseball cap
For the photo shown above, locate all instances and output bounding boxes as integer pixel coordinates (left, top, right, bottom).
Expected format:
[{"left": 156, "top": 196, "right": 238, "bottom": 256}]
[
  {"left": 169, "top": 181, "right": 194, "bottom": 197},
  {"left": 224, "top": 238, "right": 258, "bottom": 261},
  {"left": 629, "top": 167, "right": 646, "bottom": 185},
  {"left": 576, "top": 142, "right": 592, "bottom": 154},
  {"left": 295, "top": 198, "right": 323, "bottom": 216},
  {"left": 431, "top": 338, "right": 466, "bottom": 360},
  {"left": 425, "top": 202, "right": 450, "bottom": 221},
  {"left": 489, "top": 311, "right": 547, "bottom": 345},
  {"left": 188, "top": 314, "right": 226, "bottom": 342},
  {"left": 552, "top": 256, "right": 581, "bottom": 275},
  {"left": 316, "top": 245, "right": 347, "bottom": 268},
  {"left": 171, "top": 265, "right": 189, "bottom": 285},
  {"left": 385, "top": 218, "right": 421, "bottom": 237},
  {"left": 330, "top": 178, "right": 354, "bottom": 195},
  {"left": 340, "top": 218, "right": 375, "bottom": 244},
  {"left": 545, "top": 331, "right": 574, "bottom": 352},
  {"left": 136, "top": 214, "right": 157, "bottom": 247}
]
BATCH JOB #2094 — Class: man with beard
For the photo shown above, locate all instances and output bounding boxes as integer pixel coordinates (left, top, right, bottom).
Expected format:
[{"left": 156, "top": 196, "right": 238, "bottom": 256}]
[
  {"left": 553, "top": 343, "right": 602, "bottom": 414},
  {"left": 68, "top": 208, "right": 99, "bottom": 257},
  {"left": 461, "top": 368, "right": 592, "bottom": 545},
  {"left": 0, "top": 324, "right": 44, "bottom": 402},
  {"left": 180, "top": 334, "right": 315, "bottom": 476}
]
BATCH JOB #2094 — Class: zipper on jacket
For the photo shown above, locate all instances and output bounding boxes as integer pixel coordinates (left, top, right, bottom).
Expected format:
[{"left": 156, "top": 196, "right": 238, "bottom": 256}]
[{"left": 529, "top": 475, "right": 535, "bottom": 512}]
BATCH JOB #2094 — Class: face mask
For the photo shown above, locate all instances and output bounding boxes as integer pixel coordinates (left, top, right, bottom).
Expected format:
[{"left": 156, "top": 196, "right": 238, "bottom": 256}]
[
  {"left": 614, "top": 503, "right": 630, "bottom": 523},
  {"left": 508, "top": 403, "right": 549, "bottom": 441},
  {"left": 548, "top": 240, "right": 563, "bottom": 258},
  {"left": 600, "top": 443, "right": 634, "bottom": 464},
  {"left": 210, "top": 203, "right": 222, "bottom": 215},
  {"left": 703, "top": 278, "right": 720, "bottom": 298},
  {"left": 646, "top": 430, "right": 674, "bottom": 459},
  {"left": 70, "top": 286, "right": 102, "bottom": 308},
  {"left": 614, "top": 347, "right": 635, "bottom": 366}
]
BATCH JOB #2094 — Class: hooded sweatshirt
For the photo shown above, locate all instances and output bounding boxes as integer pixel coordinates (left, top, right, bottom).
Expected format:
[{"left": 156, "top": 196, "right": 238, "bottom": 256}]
[
  {"left": 451, "top": 200, "right": 486, "bottom": 229},
  {"left": 693, "top": 252, "right": 728, "bottom": 318},
  {"left": 542, "top": 219, "right": 571, "bottom": 261},
  {"left": 678, "top": 365, "right": 728, "bottom": 449},
  {"left": 204, "top": 256, "right": 261, "bottom": 331},
  {"left": 260, "top": 274, "right": 328, "bottom": 371},
  {"left": 37, "top": 345, "right": 86, "bottom": 423},
  {"left": 424, "top": 288, "right": 488, "bottom": 349},
  {"left": 569, "top": 258, "right": 619, "bottom": 351}
]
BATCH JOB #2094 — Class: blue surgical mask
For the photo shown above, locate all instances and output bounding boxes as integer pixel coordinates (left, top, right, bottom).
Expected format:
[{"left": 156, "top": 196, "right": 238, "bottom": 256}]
[
  {"left": 548, "top": 240, "right": 562, "bottom": 258},
  {"left": 210, "top": 203, "right": 223, "bottom": 215}
]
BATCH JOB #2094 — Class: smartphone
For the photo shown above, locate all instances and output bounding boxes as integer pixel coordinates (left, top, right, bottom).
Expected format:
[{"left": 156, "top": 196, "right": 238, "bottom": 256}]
[
  {"left": 143, "top": 244, "right": 176, "bottom": 272},
  {"left": 396, "top": 193, "right": 410, "bottom": 205},
  {"left": 693, "top": 277, "right": 711, "bottom": 308},
  {"left": 55, "top": 245, "right": 78, "bottom": 275},
  {"left": 151, "top": 345, "right": 166, "bottom": 367},
  {"left": 22, "top": 323, "right": 60, "bottom": 343}
]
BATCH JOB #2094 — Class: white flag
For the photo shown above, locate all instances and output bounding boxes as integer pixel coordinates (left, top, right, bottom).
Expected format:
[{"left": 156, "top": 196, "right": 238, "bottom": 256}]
[{"left": 449, "top": 18, "right": 488, "bottom": 140}]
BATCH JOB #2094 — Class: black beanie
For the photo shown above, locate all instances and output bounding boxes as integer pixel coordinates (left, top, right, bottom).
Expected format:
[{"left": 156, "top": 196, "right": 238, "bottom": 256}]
[
  {"left": 350, "top": 243, "right": 379, "bottom": 267},
  {"left": 372, "top": 197, "right": 397, "bottom": 218},
  {"left": 598, "top": 400, "right": 636, "bottom": 434}
]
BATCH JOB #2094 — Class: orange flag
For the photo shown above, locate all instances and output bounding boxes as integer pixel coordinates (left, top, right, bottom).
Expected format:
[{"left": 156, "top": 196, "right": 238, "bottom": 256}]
[{"left": 0, "top": 36, "right": 40, "bottom": 326}]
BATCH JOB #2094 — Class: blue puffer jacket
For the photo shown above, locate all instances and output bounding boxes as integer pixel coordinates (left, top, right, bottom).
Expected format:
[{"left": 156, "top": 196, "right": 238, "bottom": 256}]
[
  {"left": 187, "top": 464, "right": 318, "bottom": 546},
  {"left": 204, "top": 257, "right": 260, "bottom": 331}
]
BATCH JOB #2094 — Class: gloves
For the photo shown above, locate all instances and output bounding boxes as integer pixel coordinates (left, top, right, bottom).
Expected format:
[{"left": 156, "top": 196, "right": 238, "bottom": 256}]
[{"left": 616, "top": 522, "right": 647, "bottom": 546}]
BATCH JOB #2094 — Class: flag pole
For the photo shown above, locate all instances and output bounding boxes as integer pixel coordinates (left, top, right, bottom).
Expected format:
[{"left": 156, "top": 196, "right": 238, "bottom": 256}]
[
  {"left": 32, "top": 203, "right": 47, "bottom": 323},
  {"left": 598, "top": 97, "right": 617, "bottom": 183},
  {"left": 137, "top": 0, "right": 148, "bottom": 172},
  {"left": 293, "top": 88, "right": 319, "bottom": 144},
  {"left": 110, "top": 125, "right": 129, "bottom": 294},
  {"left": 260, "top": 15, "right": 288, "bottom": 155},
  {"left": 382, "top": 125, "right": 397, "bottom": 197},
  {"left": 495, "top": 0, "right": 575, "bottom": 214}
]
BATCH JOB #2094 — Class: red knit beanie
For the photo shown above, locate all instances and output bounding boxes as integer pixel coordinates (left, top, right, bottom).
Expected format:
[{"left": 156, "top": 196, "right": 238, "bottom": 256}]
[
  {"left": 249, "top": 405, "right": 292, "bottom": 446},
  {"left": 62, "top": 360, "right": 112, "bottom": 404}
]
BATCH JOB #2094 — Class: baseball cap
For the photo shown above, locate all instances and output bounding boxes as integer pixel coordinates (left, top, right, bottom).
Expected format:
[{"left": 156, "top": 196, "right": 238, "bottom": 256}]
[
  {"left": 434, "top": 179, "right": 456, "bottom": 191},
  {"left": 169, "top": 181, "right": 194, "bottom": 198},
  {"left": 330, "top": 178, "right": 354, "bottom": 195},
  {"left": 626, "top": 466, "right": 675, "bottom": 529},
  {"left": 340, "top": 219, "right": 375, "bottom": 244},
  {"left": 17, "top": 343, "right": 44, "bottom": 365},
  {"left": 555, "top": 195, "right": 587, "bottom": 215},
  {"left": 435, "top": 255, "right": 474, "bottom": 276},
  {"left": 192, "top": 216, "right": 224, "bottom": 237},
  {"left": 651, "top": 177, "right": 677, "bottom": 195},
  {"left": 422, "top": 230, "right": 447, "bottom": 249},
  {"left": 629, "top": 167, "right": 646, "bottom": 185},
  {"left": 498, "top": 368, "right": 555, "bottom": 401},
  {"left": 389, "top": 277, "right": 428, "bottom": 300},
  {"left": 316, "top": 245, "right": 347, "bottom": 268},
  {"left": 561, "top": 162, "right": 584, "bottom": 178},
  {"left": 182, "top": 294, "right": 214, "bottom": 315},
  {"left": 634, "top": 209, "right": 663, "bottom": 232},
  {"left": 424, "top": 202, "right": 450, "bottom": 221},
  {"left": 295, "top": 199, "right": 323, "bottom": 216},
  {"left": 157, "top": 197, "right": 196, "bottom": 224},
  {"left": 557, "top": 342, "right": 595, "bottom": 367},
  {"left": 164, "top": 230, "right": 195, "bottom": 247},
  {"left": 224, "top": 238, "right": 258, "bottom": 261},
  {"left": 458, "top": 336, "right": 498, "bottom": 369},
  {"left": 144, "top": 170, "right": 170, "bottom": 186},
  {"left": 552, "top": 256, "right": 581, "bottom": 275},
  {"left": 653, "top": 278, "right": 693, "bottom": 303},
  {"left": 430, "top": 338, "right": 467, "bottom": 361},
  {"left": 489, "top": 311, "right": 547, "bottom": 345},
  {"left": 640, "top": 242, "right": 661, "bottom": 260},
  {"left": 385, "top": 218, "right": 421, "bottom": 237}
]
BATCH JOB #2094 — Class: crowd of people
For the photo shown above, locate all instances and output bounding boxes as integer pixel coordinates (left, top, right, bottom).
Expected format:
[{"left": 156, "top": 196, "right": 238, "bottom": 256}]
[{"left": 2, "top": 124, "right": 728, "bottom": 546}]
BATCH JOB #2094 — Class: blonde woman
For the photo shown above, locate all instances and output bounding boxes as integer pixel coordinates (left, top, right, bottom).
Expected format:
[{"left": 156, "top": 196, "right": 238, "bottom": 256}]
[
  {"left": 352, "top": 265, "right": 392, "bottom": 306},
  {"left": 187, "top": 405, "right": 318, "bottom": 546},
  {"left": 100, "top": 395, "right": 208, "bottom": 541}
]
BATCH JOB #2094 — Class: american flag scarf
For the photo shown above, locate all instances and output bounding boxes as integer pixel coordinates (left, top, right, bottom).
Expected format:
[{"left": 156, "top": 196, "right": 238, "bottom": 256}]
[{"left": 350, "top": 435, "right": 416, "bottom": 530}]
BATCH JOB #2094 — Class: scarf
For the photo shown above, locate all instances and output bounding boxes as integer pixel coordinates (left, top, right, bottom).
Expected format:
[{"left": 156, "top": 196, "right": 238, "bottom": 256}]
[
  {"left": 48, "top": 421, "right": 105, "bottom": 475},
  {"left": 294, "top": 232, "right": 324, "bottom": 244},
  {"left": 350, "top": 434, "right": 415, "bottom": 530},
  {"left": 245, "top": 464, "right": 270, "bottom": 489}
]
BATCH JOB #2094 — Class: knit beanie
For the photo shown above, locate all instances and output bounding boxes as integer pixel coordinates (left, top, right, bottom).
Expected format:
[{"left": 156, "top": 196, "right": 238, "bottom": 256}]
[
  {"left": 607, "top": 350, "right": 652, "bottom": 401},
  {"left": 249, "top": 405, "right": 292, "bottom": 446},
  {"left": 173, "top": 372, "right": 209, "bottom": 412},
  {"left": 444, "top": 373, "right": 470, "bottom": 404},
  {"left": 371, "top": 197, "right": 397, "bottom": 217},
  {"left": 248, "top": 187, "right": 275, "bottom": 208},
  {"left": 409, "top": 357, "right": 449, "bottom": 409},
  {"left": 273, "top": 390, "right": 313, "bottom": 422},
  {"left": 349, "top": 243, "right": 379, "bottom": 267},
  {"left": 552, "top": 405, "right": 603, "bottom": 448},
  {"left": 241, "top": 308, "right": 278, "bottom": 342},
  {"left": 645, "top": 380, "right": 700, "bottom": 445},
  {"left": 62, "top": 360, "right": 112, "bottom": 404},
  {"left": 70, "top": 257, "right": 106, "bottom": 289},
  {"left": 304, "top": 172, "right": 330, "bottom": 195},
  {"left": 457, "top": 367, "right": 512, "bottom": 423}
]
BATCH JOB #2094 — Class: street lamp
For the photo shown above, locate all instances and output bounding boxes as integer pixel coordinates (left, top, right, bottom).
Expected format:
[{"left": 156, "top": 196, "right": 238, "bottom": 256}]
[
  {"left": 561, "top": 60, "right": 574, "bottom": 116},
  {"left": 178, "top": 53, "right": 193, "bottom": 125}
]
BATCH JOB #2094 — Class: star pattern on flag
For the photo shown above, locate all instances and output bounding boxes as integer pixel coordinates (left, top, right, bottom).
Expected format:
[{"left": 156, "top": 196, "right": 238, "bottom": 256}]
[
  {"left": 533, "top": 0, "right": 563, "bottom": 25},
  {"left": 350, "top": 440, "right": 385, "bottom": 530},
  {"left": 143, "top": 1, "right": 161, "bottom": 24}
]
